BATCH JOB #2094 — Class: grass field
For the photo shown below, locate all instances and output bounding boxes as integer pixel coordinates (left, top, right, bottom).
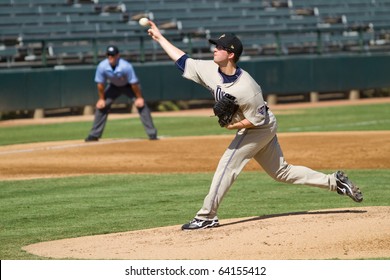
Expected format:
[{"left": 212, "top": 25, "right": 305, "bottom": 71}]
[
  {"left": 0, "top": 102, "right": 389, "bottom": 260},
  {"left": 0, "top": 103, "right": 389, "bottom": 145}
]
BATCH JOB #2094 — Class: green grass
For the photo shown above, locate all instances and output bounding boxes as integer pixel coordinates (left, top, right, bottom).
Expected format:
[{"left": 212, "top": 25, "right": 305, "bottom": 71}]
[
  {"left": 0, "top": 170, "right": 389, "bottom": 260},
  {"left": 276, "top": 103, "right": 390, "bottom": 132},
  {"left": 0, "top": 103, "right": 389, "bottom": 146},
  {"left": 0, "top": 102, "right": 389, "bottom": 260}
]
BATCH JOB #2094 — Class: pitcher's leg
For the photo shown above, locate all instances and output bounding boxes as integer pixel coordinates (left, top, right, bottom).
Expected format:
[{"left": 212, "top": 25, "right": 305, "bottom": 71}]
[
  {"left": 137, "top": 104, "right": 158, "bottom": 139},
  {"left": 254, "top": 135, "right": 334, "bottom": 190},
  {"left": 255, "top": 135, "right": 364, "bottom": 202},
  {"left": 195, "top": 135, "right": 250, "bottom": 220},
  {"left": 195, "top": 129, "right": 273, "bottom": 220}
]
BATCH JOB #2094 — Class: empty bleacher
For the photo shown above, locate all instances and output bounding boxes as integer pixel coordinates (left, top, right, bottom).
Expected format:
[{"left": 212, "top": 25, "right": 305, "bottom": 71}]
[{"left": 1, "top": 0, "right": 390, "bottom": 68}]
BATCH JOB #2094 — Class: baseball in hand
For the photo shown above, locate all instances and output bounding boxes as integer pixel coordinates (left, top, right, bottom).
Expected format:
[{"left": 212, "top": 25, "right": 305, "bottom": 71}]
[{"left": 138, "top": 18, "right": 150, "bottom": 27}]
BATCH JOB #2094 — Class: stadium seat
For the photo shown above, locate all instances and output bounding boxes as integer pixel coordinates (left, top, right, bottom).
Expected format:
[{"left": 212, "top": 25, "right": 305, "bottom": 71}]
[{"left": 1, "top": 0, "right": 390, "bottom": 68}]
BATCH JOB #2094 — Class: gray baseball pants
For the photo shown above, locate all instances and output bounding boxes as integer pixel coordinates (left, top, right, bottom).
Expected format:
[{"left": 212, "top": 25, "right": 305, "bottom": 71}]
[
  {"left": 195, "top": 110, "right": 337, "bottom": 220},
  {"left": 88, "top": 84, "right": 157, "bottom": 139}
]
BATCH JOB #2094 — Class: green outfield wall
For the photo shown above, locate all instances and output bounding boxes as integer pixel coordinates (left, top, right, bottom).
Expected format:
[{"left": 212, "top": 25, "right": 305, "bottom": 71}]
[{"left": 1, "top": 53, "right": 390, "bottom": 112}]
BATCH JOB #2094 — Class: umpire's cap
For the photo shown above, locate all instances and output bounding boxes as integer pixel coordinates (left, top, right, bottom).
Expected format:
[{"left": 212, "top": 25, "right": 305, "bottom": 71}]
[
  {"left": 106, "top": 45, "right": 119, "bottom": 56},
  {"left": 209, "top": 33, "right": 243, "bottom": 57}
]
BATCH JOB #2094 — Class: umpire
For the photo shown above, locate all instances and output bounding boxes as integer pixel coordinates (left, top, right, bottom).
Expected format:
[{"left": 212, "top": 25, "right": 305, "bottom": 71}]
[{"left": 85, "top": 45, "right": 158, "bottom": 141}]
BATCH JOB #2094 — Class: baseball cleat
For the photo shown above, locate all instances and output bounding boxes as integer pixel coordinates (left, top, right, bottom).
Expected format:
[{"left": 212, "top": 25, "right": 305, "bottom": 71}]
[
  {"left": 335, "top": 171, "right": 363, "bottom": 203},
  {"left": 181, "top": 217, "right": 219, "bottom": 230},
  {"left": 85, "top": 135, "right": 99, "bottom": 142}
]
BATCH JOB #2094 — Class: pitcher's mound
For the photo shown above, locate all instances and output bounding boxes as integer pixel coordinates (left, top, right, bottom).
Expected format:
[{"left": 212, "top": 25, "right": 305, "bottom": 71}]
[{"left": 23, "top": 206, "right": 390, "bottom": 260}]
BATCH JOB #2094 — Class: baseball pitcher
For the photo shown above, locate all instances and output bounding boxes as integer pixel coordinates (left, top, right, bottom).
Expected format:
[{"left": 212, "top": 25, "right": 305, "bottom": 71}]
[{"left": 146, "top": 20, "right": 363, "bottom": 230}]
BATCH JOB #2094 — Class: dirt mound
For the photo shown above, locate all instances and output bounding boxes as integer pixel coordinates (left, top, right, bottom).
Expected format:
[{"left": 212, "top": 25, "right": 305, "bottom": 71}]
[{"left": 23, "top": 206, "right": 390, "bottom": 260}]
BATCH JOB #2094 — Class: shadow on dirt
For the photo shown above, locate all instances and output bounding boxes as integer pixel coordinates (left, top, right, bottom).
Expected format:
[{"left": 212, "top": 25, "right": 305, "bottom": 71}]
[{"left": 220, "top": 209, "right": 367, "bottom": 228}]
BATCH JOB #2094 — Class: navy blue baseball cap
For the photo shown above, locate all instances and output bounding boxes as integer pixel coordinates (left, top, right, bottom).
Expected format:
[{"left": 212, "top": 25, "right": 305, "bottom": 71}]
[
  {"left": 209, "top": 33, "right": 243, "bottom": 56},
  {"left": 106, "top": 45, "right": 119, "bottom": 55}
]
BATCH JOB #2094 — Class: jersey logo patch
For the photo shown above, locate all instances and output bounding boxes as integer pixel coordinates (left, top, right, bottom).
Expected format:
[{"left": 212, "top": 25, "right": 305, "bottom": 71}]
[{"left": 215, "top": 86, "right": 229, "bottom": 101}]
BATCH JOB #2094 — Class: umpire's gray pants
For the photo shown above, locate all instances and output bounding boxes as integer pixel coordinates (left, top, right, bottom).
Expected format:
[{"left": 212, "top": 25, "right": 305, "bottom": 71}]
[{"left": 88, "top": 84, "right": 157, "bottom": 139}]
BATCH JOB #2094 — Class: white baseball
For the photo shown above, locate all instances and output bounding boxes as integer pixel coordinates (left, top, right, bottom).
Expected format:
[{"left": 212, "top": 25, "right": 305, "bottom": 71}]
[{"left": 138, "top": 17, "right": 150, "bottom": 27}]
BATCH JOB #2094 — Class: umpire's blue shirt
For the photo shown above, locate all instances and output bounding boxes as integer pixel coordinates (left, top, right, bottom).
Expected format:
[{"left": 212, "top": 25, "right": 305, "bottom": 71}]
[{"left": 95, "top": 58, "right": 139, "bottom": 87}]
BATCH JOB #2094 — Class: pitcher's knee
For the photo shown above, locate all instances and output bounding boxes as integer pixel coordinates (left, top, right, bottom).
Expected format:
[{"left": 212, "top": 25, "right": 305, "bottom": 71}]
[{"left": 272, "top": 164, "right": 292, "bottom": 183}]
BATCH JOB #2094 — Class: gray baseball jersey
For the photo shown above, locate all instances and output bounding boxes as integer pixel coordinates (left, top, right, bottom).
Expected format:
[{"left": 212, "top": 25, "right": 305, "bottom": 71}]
[{"left": 182, "top": 57, "right": 338, "bottom": 221}]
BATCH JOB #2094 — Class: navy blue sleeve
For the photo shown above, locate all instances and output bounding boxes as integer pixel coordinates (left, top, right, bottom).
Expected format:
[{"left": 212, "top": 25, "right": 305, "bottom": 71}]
[{"left": 175, "top": 54, "right": 189, "bottom": 73}]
